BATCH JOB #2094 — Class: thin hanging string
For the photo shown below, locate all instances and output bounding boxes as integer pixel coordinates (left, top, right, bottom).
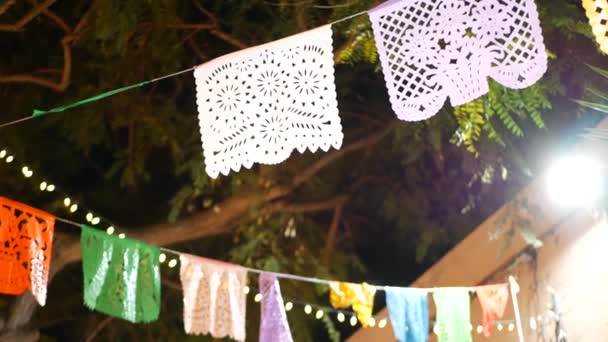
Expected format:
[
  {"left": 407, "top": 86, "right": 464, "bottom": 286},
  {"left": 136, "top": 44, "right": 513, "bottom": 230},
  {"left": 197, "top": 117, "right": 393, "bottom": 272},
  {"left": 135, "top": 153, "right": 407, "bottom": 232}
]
[
  {"left": 0, "top": 6, "right": 369, "bottom": 129},
  {"left": 54, "top": 212, "right": 495, "bottom": 293},
  {"left": 0, "top": 67, "right": 195, "bottom": 129}
]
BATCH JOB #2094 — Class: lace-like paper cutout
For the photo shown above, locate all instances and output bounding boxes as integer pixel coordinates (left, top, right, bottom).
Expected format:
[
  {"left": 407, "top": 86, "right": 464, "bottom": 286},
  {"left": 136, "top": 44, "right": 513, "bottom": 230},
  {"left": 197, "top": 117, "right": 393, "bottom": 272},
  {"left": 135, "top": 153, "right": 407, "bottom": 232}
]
[
  {"left": 0, "top": 197, "right": 55, "bottom": 306},
  {"left": 259, "top": 273, "right": 294, "bottom": 342},
  {"left": 194, "top": 25, "right": 342, "bottom": 178},
  {"left": 369, "top": 0, "right": 547, "bottom": 121},
  {"left": 583, "top": 0, "right": 608, "bottom": 53},
  {"left": 179, "top": 254, "right": 247, "bottom": 341},
  {"left": 81, "top": 225, "right": 161, "bottom": 323}
]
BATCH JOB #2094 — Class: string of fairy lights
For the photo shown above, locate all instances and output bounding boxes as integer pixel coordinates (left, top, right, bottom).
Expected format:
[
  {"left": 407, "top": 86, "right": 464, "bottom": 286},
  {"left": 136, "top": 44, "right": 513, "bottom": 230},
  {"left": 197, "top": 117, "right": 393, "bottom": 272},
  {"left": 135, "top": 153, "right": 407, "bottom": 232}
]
[{"left": 0, "top": 146, "right": 547, "bottom": 334}]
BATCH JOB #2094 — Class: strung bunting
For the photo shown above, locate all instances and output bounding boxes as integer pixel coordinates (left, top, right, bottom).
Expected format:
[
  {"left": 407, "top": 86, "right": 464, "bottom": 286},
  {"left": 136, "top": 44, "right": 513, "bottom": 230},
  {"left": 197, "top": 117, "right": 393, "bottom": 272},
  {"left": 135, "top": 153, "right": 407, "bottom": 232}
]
[
  {"left": 476, "top": 283, "right": 510, "bottom": 337},
  {"left": 329, "top": 282, "right": 376, "bottom": 327},
  {"left": 0, "top": 197, "right": 55, "bottom": 306},
  {"left": 179, "top": 254, "right": 247, "bottom": 341},
  {"left": 433, "top": 288, "right": 472, "bottom": 342},
  {"left": 259, "top": 273, "right": 294, "bottom": 342},
  {"left": 385, "top": 287, "right": 429, "bottom": 342},
  {"left": 81, "top": 225, "right": 161, "bottom": 323},
  {"left": 194, "top": 25, "right": 342, "bottom": 178},
  {"left": 583, "top": 0, "right": 608, "bottom": 53},
  {"left": 368, "top": 0, "right": 547, "bottom": 121}
]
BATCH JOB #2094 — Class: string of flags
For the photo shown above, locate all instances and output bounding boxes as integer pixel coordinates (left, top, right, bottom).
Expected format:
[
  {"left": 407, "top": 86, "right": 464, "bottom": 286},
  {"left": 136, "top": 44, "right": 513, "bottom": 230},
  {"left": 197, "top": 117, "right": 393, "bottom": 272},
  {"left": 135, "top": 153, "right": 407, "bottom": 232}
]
[
  {"left": 0, "top": 147, "right": 539, "bottom": 340},
  {"left": 0, "top": 193, "right": 524, "bottom": 341},
  {"left": 0, "top": 0, "right": 548, "bottom": 179}
]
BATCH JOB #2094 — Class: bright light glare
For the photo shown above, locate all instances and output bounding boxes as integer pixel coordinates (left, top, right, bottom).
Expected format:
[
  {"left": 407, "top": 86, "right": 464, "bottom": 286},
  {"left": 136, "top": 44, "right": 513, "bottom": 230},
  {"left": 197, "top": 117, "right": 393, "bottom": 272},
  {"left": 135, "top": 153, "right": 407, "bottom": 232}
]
[{"left": 547, "top": 155, "right": 603, "bottom": 208}]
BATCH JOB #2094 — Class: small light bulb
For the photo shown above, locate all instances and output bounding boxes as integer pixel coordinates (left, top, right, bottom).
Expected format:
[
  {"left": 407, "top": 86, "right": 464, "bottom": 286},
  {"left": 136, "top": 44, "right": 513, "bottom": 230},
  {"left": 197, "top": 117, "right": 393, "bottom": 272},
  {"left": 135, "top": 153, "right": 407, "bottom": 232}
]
[
  {"left": 469, "top": 323, "right": 473, "bottom": 332},
  {"left": 378, "top": 319, "right": 387, "bottom": 329},
  {"left": 529, "top": 317, "right": 537, "bottom": 330},
  {"left": 70, "top": 204, "right": 78, "bottom": 213},
  {"left": 0, "top": 150, "right": 6, "bottom": 158},
  {"left": 497, "top": 323, "right": 503, "bottom": 331},
  {"left": 337, "top": 312, "right": 345, "bottom": 322},
  {"left": 106, "top": 226, "right": 114, "bottom": 234},
  {"left": 118, "top": 233, "right": 126, "bottom": 239},
  {"left": 433, "top": 325, "right": 440, "bottom": 335},
  {"left": 63, "top": 198, "right": 71, "bottom": 206},
  {"left": 477, "top": 325, "right": 483, "bottom": 334},
  {"left": 47, "top": 184, "right": 55, "bottom": 192},
  {"left": 350, "top": 315, "right": 357, "bottom": 326},
  {"left": 243, "top": 286, "right": 250, "bottom": 295},
  {"left": 508, "top": 323, "right": 515, "bottom": 332},
  {"left": 168, "top": 259, "right": 177, "bottom": 268},
  {"left": 304, "top": 305, "right": 312, "bottom": 314},
  {"left": 368, "top": 317, "right": 376, "bottom": 327},
  {"left": 254, "top": 293, "right": 263, "bottom": 302},
  {"left": 39, "top": 182, "right": 47, "bottom": 191},
  {"left": 91, "top": 217, "right": 100, "bottom": 225},
  {"left": 285, "top": 302, "right": 293, "bottom": 311},
  {"left": 6, "top": 155, "right": 13, "bottom": 163},
  {"left": 315, "top": 310, "right": 324, "bottom": 320},
  {"left": 86, "top": 213, "right": 93, "bottom": 222},
  {"left": 21, "top": 167, "right": 32, "bottom": 177},
  {"left": 159, "top": 253, "right": 166, "bottom": 263}
]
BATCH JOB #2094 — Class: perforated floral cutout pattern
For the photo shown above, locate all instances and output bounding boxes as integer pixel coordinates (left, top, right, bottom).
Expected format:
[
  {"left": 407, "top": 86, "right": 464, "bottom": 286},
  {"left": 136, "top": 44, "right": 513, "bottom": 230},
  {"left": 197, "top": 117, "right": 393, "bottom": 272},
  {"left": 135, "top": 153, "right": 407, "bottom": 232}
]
[
  {"left": 583, "top": 0, "right": 608, "bottom": 53},
  {"left": 179, "top": 254, "right": 247, "bottom": 341},
  {"left": 81, "top": 225, "right": 161, "bottom": 323},
  {"left": 0, "top": 197, "right": 55, "bottom": 306},
  {"left": 369, "top": 0, "right": 547, "bottom": 121},
  {"left": 194, "top": 25, "right": 342, "bottom": 178}
]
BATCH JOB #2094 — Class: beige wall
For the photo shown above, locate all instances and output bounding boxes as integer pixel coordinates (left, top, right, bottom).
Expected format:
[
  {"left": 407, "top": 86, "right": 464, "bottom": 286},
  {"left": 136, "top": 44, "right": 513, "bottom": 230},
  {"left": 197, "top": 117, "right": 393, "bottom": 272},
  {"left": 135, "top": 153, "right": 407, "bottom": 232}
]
[{"left": 348, "top": 118, "right": 608, "bottom": 342}]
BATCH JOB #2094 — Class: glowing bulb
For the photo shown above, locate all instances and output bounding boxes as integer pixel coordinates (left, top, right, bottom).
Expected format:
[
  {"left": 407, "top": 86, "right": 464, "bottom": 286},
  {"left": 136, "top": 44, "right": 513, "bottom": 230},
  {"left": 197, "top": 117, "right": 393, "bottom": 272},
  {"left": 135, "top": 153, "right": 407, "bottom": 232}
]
[
  {"left": 159, "top": 253, "right": 166, "bottom": 263},
  {"left": 508, "top": 323, "right": 515, "bottom": 332},
  {"left": 547, "top": 155, "right": 603, "bottom": 207},
  {"left": 118, "top": 233, "right": 126, "bottom": 239},
  {"left": 70, "top": 204, "right": 78, "bottom": 213},
  {"left": 168, "top": 259, "right": 177, "bottom": 268},
  {"left": 337, "top": 312, "right": 345, "bottom": 322},
  {"left": 529, "top": 317, "right": 537, "bottom": 330},
  {"left": 106, "top": 226, "right": 114, "bottom": 234},
  {"left": 368, "top": 317, "right": 376, "bottom": 327},
  {"left": 6, "top": 155, "right": 13, "bottom": 163},
  {"left": 0, "top": 150, "right": 6, "bottom": 158},
  {"left": 63, "top": 198, "right": 71, "bottom": 206},
  {"left": 315, "top": 310, "right": 324, "bottom": 319},
  {"left": 285, "top": 302, "right": 293, "bottom": 311},
  {"left": 350, "top": 315, "right": 357, "bottom": 326},
  {"left": 433, "top": 325, "right": 440, "bottom": 335},
  {"left": 497, "top": 323, "right": 503, "bottom": 331},
  {"left": 304, "top": 305, "right": 312, "bottom": 314},
  {"left": 378, "top": 319, "right": 387, "bottom": 329},
  {"left": 254, "top": 293, "right": 263, "bottom": 302},
  {"left": 91, "top": 217, "right": 100, "bottom": 225},
  {"left": 243, "top": 286, "right": 250, "bottom": 295},
  {"left": 46, "top": 184, "right": 55, "bottom": 192},
  {"left": 21, "top": 167, "right": 32, "bottom": 177},
  {"left": 476, "top": 325, "right": 483, "bottom": 334},
  {"left": 86, "top": 213, "right": 93, "bottom": 222},
  {"left": 468, "top": 323, "right": 473, "bottom": 332},
  {"left": 39, "top": 182, "right": 47, "bottom": 191}
]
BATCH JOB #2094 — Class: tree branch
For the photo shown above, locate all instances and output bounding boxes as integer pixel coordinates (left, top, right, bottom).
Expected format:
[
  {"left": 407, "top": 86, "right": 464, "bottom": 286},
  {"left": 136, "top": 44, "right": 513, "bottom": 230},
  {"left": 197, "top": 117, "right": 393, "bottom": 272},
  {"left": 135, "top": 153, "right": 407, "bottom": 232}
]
[
  {"left": 0, "top": 0, "right": 56, "bottom": 32},
  {"left": 0, "top": 0, "right": 16, "bottom": 15},
  {"left": 323, "top": 200, "right": 345, "bottom": 267}
]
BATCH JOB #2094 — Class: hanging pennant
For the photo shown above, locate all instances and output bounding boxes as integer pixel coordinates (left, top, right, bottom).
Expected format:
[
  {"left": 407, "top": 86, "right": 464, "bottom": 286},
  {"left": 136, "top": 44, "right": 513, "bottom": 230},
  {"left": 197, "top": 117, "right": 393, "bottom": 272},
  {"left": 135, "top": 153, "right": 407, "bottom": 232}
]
[
  {"left": 81, "top": 225, "right": 161, "bottom": 323},
  {"left": 583, "top": 0, "right": 608, "bottom": 53},
  {"left": 329, "top": 282, "right": 376, "bottom": 327},
  {"left": 194, "top": 25, "right": 343, "bottom": 178},
  {"left": 385, "top": 287, "right": 429, "bottom": 342},
  {"left": 179, "top": 254, "right": 247, "bottom": 341},
  {"left": 368, "top": 0, "right": 547, "bottom": 121},
  {"left": 0, "top": 197, "right": 55, "bottom": 306},
  {"left": 259, "top": 273, "right": 294, "bottom": 342},
  {"left": 433, "top": 288, "right": 472, "bottom": 342},
  {"left": 476, "top": 283, "right": 510, "bottom": 337}
]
